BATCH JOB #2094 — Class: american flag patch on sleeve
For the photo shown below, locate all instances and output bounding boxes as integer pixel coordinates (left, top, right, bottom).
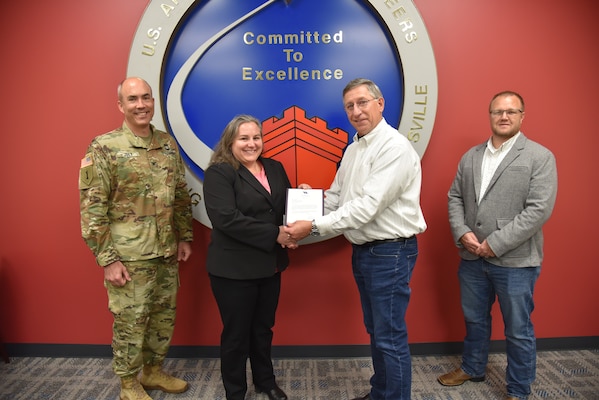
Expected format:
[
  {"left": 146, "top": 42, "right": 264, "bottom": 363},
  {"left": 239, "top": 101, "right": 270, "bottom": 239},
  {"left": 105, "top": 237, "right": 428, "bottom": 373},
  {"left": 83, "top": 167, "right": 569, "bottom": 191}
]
[{"left": 81, "top": 153, "right": 93, "bottom": 168}]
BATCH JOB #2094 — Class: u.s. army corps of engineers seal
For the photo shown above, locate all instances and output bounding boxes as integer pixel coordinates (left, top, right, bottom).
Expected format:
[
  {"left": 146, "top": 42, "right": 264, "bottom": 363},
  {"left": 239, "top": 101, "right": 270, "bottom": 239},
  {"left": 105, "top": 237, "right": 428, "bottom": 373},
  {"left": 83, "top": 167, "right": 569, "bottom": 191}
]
[{"left": 127, "top": 0, "right": 438, "bottom": 231}]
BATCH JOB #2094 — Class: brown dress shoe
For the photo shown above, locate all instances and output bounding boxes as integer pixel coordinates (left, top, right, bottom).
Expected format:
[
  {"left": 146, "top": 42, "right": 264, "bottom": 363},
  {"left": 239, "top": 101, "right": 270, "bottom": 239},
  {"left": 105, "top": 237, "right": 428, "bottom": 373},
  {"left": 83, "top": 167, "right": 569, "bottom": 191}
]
[
  {"left": 350, "top": 395, "right": 369, "bottom": 400},
  {"left": 506, "top": 397, "right": 521, "bottom": 400},
  {"left": 437, "top": 368, "right": 485, "bottom": 386}
]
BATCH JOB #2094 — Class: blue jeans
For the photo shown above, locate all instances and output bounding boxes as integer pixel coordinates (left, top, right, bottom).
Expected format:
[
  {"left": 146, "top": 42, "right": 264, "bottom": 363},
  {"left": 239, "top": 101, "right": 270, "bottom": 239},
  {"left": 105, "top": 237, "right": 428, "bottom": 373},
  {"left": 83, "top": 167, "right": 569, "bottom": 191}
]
[
  {"left": 458, "top": 258, "right": 540, "bottom": 399},
  {"left": 352, "top": 237, "right": 418, "bottom": 400}
]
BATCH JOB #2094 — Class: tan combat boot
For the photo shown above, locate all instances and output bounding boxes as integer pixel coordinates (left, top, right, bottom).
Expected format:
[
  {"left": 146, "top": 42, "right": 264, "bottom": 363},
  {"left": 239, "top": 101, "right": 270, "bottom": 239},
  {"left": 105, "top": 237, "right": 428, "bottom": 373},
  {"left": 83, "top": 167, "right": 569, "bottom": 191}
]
[
  {"left": 120, "top": 376, "right": 152, "bottom": 400},
  {"left": 140, "top": 364, "right": 188, "bottom": 393}
]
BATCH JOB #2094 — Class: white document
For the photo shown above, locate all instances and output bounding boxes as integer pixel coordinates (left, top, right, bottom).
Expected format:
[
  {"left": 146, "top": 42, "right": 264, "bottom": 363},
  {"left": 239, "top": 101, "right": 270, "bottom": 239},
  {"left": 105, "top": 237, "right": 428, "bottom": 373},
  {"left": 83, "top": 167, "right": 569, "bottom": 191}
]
[{"left": 285, "top": 188, "right": 324, "bottom": 224}]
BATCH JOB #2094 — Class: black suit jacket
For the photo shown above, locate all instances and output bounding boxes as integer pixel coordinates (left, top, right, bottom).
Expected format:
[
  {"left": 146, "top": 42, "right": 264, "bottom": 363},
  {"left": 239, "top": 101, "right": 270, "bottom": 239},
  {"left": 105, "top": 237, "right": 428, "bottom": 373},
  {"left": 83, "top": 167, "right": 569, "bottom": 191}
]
[{"left": 203, "top": 157, "right": 291, "bottom": 280}]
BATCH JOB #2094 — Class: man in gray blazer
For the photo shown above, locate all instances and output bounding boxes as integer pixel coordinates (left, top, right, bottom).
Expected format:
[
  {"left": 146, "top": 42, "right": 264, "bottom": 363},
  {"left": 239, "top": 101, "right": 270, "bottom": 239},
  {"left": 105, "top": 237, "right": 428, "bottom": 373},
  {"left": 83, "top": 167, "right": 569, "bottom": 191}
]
[{"left": 438, "top": 91, "right": 557, "bottom": 400}]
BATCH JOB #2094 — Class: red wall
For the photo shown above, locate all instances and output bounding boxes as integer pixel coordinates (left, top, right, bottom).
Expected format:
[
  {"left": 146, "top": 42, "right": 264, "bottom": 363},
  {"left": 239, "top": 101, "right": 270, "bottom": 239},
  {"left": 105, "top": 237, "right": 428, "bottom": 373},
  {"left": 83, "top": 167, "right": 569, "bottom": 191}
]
[{"left": 1, "top": 0, "right": 597, "bottom": 347}]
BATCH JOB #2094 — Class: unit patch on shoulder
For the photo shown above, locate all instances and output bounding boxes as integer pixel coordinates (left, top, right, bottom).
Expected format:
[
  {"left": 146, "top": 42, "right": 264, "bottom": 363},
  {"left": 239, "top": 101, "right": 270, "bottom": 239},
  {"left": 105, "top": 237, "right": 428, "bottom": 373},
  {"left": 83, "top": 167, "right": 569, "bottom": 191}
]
[{"left": 79, "top": 153, "right": 95, "bottom": 188}]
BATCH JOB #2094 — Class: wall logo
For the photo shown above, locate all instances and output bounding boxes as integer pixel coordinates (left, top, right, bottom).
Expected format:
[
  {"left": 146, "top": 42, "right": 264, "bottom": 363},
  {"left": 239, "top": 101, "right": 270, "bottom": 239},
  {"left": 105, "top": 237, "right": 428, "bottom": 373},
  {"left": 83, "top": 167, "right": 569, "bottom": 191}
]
[{"left": 127, "top": 0, "right": 437, "bottom": 231}]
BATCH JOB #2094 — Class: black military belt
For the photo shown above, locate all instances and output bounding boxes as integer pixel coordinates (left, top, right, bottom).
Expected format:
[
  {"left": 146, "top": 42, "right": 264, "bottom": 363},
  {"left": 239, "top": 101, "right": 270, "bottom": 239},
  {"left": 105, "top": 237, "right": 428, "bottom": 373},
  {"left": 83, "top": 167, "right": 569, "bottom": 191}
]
[{"left": 358, "top": 236, "right": 414, "bottom": 247}]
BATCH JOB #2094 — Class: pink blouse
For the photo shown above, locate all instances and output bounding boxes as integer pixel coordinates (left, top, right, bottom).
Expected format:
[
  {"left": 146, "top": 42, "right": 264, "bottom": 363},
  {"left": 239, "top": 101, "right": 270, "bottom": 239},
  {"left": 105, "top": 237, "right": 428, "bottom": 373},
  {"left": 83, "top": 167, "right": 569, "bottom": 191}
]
[{"left": 253, "top": 166, "right": 271, "bottom": 194}]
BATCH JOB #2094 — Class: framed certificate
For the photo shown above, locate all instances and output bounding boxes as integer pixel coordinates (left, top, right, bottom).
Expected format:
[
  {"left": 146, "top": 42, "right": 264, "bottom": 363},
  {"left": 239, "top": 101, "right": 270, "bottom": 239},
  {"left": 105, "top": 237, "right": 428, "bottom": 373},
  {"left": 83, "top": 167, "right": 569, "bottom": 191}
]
[{"left": 285, "top": 188, "right": 324, "bottom": 224}]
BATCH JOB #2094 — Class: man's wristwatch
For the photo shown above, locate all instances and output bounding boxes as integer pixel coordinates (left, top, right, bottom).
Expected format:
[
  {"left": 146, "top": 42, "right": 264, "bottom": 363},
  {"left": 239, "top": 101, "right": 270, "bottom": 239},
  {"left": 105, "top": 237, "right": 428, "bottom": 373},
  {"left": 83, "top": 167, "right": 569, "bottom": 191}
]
[{"left": 310, "top": 219, "right": 320, "bottom": 236}]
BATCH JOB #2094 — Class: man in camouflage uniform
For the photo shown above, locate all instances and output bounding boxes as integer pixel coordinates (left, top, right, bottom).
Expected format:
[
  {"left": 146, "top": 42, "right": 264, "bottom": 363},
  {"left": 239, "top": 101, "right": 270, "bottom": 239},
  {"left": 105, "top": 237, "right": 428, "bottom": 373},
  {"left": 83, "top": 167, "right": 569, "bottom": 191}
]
[{"left": 79, "top": 77, "right": 193, "bottom": 400}]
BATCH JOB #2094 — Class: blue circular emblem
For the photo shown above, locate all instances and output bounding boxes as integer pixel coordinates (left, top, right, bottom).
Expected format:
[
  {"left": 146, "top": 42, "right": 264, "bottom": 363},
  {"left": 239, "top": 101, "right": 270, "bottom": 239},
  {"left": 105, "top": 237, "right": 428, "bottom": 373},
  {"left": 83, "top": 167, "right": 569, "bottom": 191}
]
[{"left": 128, "top": 0, "right": 437, "bottom": 227}]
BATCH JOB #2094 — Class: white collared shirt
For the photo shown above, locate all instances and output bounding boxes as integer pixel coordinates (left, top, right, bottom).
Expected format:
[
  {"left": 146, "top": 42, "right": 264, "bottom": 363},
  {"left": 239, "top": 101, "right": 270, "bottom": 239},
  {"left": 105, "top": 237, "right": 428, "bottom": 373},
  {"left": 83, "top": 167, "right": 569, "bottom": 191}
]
[
  {"left": 479, "top": 132, "right": 520, "bottom": 202},
  {"left": 315, "top": 119, "right": 426, "bottom": 244}
]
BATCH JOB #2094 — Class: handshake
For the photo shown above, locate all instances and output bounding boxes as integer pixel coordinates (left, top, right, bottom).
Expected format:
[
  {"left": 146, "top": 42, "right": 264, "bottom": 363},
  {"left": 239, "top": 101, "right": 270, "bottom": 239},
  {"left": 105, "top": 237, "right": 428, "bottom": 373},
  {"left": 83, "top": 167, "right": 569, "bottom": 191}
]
[{"left": 277, "top": 220, "right": 314, "bottom": 249}]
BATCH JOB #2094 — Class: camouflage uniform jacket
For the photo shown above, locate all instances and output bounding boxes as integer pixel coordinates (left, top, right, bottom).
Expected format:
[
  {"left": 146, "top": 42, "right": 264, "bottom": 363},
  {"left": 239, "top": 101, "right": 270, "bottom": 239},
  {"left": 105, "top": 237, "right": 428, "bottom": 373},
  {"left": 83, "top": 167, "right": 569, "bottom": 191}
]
[{"left": 79, "top": 122, "right": 193, "bottom": 266}]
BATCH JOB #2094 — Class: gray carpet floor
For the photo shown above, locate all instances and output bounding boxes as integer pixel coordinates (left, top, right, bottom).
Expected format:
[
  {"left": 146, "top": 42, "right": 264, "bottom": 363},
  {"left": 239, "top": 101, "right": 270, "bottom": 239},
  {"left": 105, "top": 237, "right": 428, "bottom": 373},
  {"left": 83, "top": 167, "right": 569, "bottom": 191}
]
[{"left": 0, "top": 350, "right": 598, "bottom": 399}]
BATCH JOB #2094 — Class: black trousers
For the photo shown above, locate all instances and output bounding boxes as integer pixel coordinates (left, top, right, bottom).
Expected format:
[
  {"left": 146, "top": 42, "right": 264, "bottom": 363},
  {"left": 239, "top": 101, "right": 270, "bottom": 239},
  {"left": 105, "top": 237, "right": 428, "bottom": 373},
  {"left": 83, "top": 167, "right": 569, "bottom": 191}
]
[{"left": 209, "top": 273, "right": 281, "bottom": 400}]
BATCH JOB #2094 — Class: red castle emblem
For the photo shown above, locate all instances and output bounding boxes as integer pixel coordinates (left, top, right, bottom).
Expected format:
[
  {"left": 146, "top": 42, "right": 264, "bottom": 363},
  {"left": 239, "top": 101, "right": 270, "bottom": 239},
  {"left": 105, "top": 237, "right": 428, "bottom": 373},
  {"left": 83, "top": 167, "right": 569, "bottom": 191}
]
[{"left": 262, "top": 106, "right": 348, "bottom": 189}]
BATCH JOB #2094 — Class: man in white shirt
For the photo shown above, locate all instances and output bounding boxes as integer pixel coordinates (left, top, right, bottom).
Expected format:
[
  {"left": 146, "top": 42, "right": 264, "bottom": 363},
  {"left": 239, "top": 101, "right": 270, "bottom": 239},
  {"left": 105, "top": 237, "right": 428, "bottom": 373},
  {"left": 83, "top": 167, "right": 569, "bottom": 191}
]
[{"left": 286, "top": 78, "right": 427, "bottom": 400}]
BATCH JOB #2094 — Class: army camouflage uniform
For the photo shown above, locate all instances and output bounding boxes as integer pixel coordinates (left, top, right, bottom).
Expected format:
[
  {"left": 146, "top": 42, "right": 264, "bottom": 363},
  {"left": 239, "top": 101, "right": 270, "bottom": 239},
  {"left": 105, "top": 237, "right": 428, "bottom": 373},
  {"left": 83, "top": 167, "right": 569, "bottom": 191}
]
[{"left": 79, "top": 122, "right": 193, "bottom": 377}]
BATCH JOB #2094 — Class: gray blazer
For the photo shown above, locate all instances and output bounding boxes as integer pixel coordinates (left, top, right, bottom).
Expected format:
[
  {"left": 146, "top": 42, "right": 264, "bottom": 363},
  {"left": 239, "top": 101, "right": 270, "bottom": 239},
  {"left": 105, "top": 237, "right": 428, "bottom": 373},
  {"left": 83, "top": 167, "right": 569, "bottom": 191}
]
[{"left": 448, "top": 133, "right": 557, "bottom": 267}]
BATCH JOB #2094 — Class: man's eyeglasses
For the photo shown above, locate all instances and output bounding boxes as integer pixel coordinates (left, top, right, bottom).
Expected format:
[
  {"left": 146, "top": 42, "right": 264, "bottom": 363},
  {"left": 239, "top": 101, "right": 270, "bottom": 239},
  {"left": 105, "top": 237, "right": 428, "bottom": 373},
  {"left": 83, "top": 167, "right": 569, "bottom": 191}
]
[
  {"left": 490, "top": 109, "right": 523, "bottom": 117},
  {"left": 345, "top": 98, "right": 378, "bottom": 112}
]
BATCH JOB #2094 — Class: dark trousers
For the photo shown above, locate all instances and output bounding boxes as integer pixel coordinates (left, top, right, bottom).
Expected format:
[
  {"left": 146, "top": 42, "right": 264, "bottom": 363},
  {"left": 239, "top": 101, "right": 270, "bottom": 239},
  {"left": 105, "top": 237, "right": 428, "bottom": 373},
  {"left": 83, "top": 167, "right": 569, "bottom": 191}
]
[{"left": 209, "top": 273, "right": 281, "bottom": 400}]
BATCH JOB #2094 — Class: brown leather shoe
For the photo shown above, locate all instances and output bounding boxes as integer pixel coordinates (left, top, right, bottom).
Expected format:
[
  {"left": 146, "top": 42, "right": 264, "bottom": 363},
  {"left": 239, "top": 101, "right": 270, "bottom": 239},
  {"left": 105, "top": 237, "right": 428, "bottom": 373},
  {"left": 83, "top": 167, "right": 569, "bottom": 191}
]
[
  {"left": 350, "top": 395, "right": 369, "bottom": 400},
  {"left": 437, "top": 368, "right": 485, "bottom": 386},
  {"left": 506, "top": 397, "right": 521, "bottom": 400}
]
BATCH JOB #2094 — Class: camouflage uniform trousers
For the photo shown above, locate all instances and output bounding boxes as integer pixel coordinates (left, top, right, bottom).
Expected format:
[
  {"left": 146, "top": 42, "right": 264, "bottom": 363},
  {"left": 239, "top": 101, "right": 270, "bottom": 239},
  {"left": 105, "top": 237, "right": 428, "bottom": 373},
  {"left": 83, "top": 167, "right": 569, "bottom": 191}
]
[{"left": 105, "top": 255, "right": 180, "bottom": 377}]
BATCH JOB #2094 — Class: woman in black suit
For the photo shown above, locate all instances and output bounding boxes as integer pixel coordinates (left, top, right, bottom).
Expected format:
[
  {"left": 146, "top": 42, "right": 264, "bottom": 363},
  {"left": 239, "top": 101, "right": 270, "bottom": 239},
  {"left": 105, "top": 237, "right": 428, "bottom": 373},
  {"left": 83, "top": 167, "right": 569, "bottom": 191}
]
[{"left": 203, "top": 115, "right": 296, "bottom": 400}]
